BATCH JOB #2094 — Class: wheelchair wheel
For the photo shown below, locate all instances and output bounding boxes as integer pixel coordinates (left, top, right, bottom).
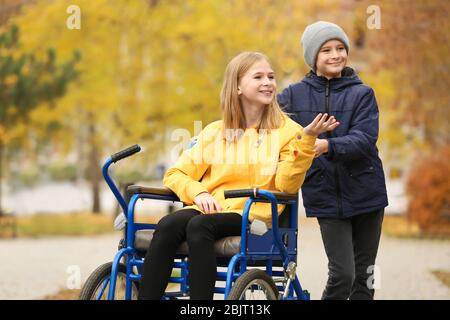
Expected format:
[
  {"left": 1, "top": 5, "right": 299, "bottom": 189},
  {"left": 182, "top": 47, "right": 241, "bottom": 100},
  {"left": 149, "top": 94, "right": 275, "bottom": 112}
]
[
  {"left": 79, "top": 262, "right": 139, "bottom": 300},
  {"left": 227, "top": 269, "right": 279, "bottom": 300}
]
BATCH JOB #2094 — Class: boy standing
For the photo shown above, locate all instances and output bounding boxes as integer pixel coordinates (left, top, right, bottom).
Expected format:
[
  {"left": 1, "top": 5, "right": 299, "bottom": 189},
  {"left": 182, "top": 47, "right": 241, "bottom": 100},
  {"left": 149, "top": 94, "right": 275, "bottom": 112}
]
[{"left": 278, "top": 21, "right": 388, "bottom": 300}]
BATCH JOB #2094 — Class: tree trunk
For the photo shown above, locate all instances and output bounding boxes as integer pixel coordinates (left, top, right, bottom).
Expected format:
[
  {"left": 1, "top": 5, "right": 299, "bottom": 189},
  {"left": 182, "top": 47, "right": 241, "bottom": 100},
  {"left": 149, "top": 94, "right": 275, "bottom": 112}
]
[
  {"left": 88, "top": 114, "right": 101, "bottom": 214},
  {"left": 0, "top": 141, "right": 3, "bottom": 216}
]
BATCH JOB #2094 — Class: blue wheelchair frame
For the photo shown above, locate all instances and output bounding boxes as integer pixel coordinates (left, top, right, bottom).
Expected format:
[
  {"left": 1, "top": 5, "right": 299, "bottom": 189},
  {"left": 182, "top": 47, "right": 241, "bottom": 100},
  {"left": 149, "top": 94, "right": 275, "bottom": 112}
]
[{"left": 100, "top": 145, "right": 310, "bottom": 300}]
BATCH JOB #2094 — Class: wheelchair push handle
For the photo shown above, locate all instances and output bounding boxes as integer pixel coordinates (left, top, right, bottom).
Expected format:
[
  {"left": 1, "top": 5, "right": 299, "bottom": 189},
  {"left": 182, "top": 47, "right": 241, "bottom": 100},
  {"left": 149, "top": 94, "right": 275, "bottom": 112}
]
[
  {"left": 224, "top": 188, "right": 298, "bottom": 202},
  {"left": 224, "top": 188, "right": 258, "bottom": 199},
  {"left": 111, "top": 144, "right": 141, "bottom": 163}
]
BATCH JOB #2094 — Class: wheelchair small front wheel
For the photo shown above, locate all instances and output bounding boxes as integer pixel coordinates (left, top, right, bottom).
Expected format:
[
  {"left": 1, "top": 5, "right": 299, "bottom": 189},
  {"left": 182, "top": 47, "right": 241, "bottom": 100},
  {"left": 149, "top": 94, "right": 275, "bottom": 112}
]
[
  {"left": 79, "top": 262, "right": 139, "bottom": 300},
  {"left": 227, "top": 269, "right": 279, "bottom": 300}
]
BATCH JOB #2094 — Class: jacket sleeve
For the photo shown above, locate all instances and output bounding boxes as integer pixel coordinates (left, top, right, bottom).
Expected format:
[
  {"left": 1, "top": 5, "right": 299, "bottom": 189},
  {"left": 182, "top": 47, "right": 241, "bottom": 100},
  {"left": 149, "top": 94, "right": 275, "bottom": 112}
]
[
  {"left": 275, "top": 128, "right": 316, "bottom": 194},
  {"left": 326, "top": 88, "right": 380, "bottom": 162},
  {"left": 277, "top": 87, "right": 293, "bottom": 113},
  {"left": 163, "top": 129, "right": 212, "bottom": 204}
]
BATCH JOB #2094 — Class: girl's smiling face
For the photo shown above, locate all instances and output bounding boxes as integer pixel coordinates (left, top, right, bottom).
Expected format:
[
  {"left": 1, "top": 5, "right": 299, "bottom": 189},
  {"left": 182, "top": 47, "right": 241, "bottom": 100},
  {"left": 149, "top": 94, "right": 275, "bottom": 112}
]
[
  {"left": 238, "top": 59, "right": 277, "bottom": 109},
  {"left": 315, "top": 39, "right": 348, "bottom": 79}
]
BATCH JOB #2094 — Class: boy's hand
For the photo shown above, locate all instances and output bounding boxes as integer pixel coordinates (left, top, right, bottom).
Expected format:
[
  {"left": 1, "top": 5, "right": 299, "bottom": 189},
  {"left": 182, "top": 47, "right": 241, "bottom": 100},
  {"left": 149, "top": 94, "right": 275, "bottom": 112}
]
[
  {"left": 314, "top": 139, "right": 329, "bottom": 158},
  {"left": 194, "top": 192, "right": 223, "bottom": 214},
  {"left": 303, "top": 113, "right": 339, "bottom": 137}
]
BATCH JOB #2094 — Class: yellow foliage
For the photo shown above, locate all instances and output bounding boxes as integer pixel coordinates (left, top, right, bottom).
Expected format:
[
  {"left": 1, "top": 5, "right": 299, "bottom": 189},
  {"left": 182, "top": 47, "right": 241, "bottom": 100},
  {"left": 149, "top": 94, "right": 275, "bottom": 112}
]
[
  {"left": 3, "top": 0, "right": 356, "bottom": 167},
  {"left": 0, "top": 125, "right": 8, "bottom": 144},
  {"left": 3, "top": 74, "right": 18, "bottom": 85}
]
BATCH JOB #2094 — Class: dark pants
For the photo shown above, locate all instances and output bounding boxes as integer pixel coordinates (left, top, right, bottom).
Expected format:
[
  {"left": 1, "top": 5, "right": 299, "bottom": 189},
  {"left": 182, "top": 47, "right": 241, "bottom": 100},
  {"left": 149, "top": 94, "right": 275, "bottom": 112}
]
[
  {"left": 317, "top": 209, "right": 384, "bottom": 300},
  {"left": 138, "top": 208, "right": 242, "bottom": 300}
]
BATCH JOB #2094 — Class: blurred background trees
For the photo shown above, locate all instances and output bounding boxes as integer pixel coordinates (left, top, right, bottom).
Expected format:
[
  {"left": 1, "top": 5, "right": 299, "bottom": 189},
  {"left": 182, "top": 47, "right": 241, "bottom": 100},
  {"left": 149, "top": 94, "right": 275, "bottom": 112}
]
[
  {"left": 0, "top": 0, "right": 448, "bottom": 232},
  {"left": 0, "top": 24, "right": 79, "bottom": 214},
  {"left": 407, "top": 146, "right": 450, "bottom": 234},
  {"left": 354, "top": 0, "right": 450, "bottom": 234}
]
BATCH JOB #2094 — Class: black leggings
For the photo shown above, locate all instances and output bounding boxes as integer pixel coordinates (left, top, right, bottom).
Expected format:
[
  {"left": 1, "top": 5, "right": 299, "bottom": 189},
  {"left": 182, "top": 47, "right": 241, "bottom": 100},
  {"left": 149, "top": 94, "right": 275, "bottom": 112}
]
[{"left": 138, "top": 208, "right": 242, "bottom": 300}]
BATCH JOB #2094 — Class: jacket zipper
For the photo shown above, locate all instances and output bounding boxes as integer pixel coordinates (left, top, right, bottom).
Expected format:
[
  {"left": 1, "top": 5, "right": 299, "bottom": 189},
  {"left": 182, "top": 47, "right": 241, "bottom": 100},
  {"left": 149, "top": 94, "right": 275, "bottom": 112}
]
[{"left": 325, "top": 81, "right": 343, "bottom": 217}]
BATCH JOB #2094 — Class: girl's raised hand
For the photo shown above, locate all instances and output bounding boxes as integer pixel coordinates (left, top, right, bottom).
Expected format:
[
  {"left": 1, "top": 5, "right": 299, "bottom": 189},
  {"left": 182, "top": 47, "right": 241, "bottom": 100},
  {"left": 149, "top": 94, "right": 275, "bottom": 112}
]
[{"left": 303, "top": 113, "right": 339, "bottom": 137}]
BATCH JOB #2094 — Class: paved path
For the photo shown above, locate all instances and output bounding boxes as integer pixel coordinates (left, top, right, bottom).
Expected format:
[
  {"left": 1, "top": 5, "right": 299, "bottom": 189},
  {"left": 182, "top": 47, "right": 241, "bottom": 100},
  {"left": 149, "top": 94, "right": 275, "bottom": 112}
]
[
  {"left": 0, "top": 233, "right": 122, "bottom": 300},
  {"left": 0, "top": 221, "right": 449, "bottom": 300},
  {"left": 297, "top": 219, "right": 450, "bottom": 300}
]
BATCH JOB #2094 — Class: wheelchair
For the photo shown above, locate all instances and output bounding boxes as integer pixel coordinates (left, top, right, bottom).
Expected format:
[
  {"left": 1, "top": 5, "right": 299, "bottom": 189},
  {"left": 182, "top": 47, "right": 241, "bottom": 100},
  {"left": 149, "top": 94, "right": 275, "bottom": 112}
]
[{"left": 79, "top": 144, "right": 310, "bottom": 300}]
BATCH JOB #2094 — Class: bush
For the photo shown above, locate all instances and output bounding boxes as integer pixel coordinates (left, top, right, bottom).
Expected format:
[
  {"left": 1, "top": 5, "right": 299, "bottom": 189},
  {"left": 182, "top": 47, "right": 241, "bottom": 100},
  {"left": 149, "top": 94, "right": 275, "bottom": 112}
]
[
  {"left": 18, "top": 169, "right": 39, "bottom": 188},
  {"left": 406, "top": 145, "right": 450, "bottom": 235},
  {"left": 115, "top": 170, "right": 144, "bottom": 184},
  {"left": 48, "top": 164, "right": 77, "bottom": 181}
]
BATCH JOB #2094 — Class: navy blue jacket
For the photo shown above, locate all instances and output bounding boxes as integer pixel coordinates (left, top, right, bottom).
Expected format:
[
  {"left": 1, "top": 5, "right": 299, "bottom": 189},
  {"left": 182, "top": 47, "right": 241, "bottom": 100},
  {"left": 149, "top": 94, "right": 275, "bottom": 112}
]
[{"left": 278, "top": 67, "right": 388, "bottom": 218}]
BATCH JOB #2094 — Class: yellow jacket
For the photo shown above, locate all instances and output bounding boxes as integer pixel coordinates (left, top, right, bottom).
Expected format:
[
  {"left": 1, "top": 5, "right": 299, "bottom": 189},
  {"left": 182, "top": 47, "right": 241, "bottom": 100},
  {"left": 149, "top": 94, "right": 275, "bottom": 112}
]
[{"left": 163, "top": 117, "right": 316, "bottom": 226}]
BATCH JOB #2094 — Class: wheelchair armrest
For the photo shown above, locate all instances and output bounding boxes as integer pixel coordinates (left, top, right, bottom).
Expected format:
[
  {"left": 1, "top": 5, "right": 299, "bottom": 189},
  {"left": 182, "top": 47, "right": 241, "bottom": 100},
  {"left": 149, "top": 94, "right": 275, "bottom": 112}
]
[
  {"left": 127, "top": 185, "right": 180, "bottom": 201},
  {"left": 224, "top": 188, "right": 297, "bottom": 203}
]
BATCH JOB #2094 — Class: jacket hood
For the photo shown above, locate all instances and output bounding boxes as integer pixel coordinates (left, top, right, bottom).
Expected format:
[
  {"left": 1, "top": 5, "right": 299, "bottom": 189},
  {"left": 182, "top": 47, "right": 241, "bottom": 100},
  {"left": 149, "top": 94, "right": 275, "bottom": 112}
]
[{"left": 302, "top": 67, "right": 362, "bottom": 92}]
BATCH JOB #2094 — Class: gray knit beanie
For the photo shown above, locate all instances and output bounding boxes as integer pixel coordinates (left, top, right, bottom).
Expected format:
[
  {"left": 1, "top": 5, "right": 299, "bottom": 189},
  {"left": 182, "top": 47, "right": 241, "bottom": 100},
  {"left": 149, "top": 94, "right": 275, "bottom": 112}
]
[{"left": 301, "top": 21, "right": 350, "bottom": 70}]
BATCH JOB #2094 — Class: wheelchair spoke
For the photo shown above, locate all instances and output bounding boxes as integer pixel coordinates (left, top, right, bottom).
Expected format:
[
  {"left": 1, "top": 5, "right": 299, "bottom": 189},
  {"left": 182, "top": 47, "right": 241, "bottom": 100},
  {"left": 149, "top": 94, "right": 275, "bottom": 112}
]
[
  {"left": 239, "top": 280, "right": 276, "bottom": 300},
  {"left": 93, "top": 273, "right": 138, "bottom": 300},
  {"left": 95, "top": 276, "right": 110, "bottom": 300}
]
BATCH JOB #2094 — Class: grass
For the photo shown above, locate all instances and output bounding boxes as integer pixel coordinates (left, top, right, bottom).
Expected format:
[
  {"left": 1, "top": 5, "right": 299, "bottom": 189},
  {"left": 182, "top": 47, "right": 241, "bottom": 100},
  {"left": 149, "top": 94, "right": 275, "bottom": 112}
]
[
  {"left": 303, "top": 214, "right": 449, "bottom": 240},
  {"left": 2, "top": 210, "right": 449, "bottom": 240},
  {"left": 382, "top": 215, "right": 422, "bottom": 238},
  {"left": 43, "top": 289, "right": 81, "bottom": 300},
  {"left": 382, "top": 215, "right": 450, "bottom": 240},
  {"left": 431, "top": 270, "right": 450, "bottom": 288},
  {"left": 14, "top": 212, "right": 115, "bottom": 238},
  {"left": 0, "top": 211, "right": 168, "bottom": 238}
]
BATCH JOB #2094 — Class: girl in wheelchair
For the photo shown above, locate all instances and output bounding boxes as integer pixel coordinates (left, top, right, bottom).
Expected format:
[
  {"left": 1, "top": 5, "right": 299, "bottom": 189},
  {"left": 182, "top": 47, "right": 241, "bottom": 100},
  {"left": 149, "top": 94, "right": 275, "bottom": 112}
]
[{"left": 138, "top": 51, "right": 339, "bottom": 300}]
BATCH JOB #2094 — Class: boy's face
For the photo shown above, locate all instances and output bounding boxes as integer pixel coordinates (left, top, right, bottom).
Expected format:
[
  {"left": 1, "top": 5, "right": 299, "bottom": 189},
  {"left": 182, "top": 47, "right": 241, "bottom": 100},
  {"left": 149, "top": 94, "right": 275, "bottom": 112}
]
[{"left": 315, "top": 39, "right": 348, "bottom": 79}]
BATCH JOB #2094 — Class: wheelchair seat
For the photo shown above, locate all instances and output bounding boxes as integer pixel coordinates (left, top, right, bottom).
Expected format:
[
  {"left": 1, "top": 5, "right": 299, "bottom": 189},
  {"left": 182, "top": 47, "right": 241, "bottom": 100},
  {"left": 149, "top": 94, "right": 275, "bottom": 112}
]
[{"left": 134, "top": 229, "right": 241, "bottom": 257}]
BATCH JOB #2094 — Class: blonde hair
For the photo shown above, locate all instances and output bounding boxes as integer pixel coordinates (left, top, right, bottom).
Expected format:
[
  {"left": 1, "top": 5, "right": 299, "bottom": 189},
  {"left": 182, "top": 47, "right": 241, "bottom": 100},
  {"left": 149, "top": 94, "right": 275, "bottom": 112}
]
[{"left": 220, "top": 52, "right": 285, "bottom": 141}]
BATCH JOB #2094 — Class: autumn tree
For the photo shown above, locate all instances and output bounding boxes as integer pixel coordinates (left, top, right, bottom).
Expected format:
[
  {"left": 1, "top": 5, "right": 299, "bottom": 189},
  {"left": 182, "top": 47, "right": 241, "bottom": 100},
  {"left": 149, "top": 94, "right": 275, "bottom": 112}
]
[
  {"left": 0, "top": 24, "right": 79, "bottom": 214},
  {"left": 355, "top": 0, "right": 449, "bottom": 148},
  {"left": 352, "top": 0, "right": 450, "bottom": 229}
]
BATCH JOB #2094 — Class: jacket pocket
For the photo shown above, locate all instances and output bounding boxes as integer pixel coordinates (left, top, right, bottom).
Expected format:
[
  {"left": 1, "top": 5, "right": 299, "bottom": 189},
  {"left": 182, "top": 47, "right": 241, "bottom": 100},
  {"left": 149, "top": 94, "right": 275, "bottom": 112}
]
[
  {"left": 349, "top": 165, "right": 375, "bottom": 177},
  {"left": 345, "top": 161, "right": 378, "bottom": 205},
  {"left": 303, "top": 164, "right": 327, "bottom": 209},
  {"left": 345, "top": 157, "right": 374, "bottom": 176}
]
